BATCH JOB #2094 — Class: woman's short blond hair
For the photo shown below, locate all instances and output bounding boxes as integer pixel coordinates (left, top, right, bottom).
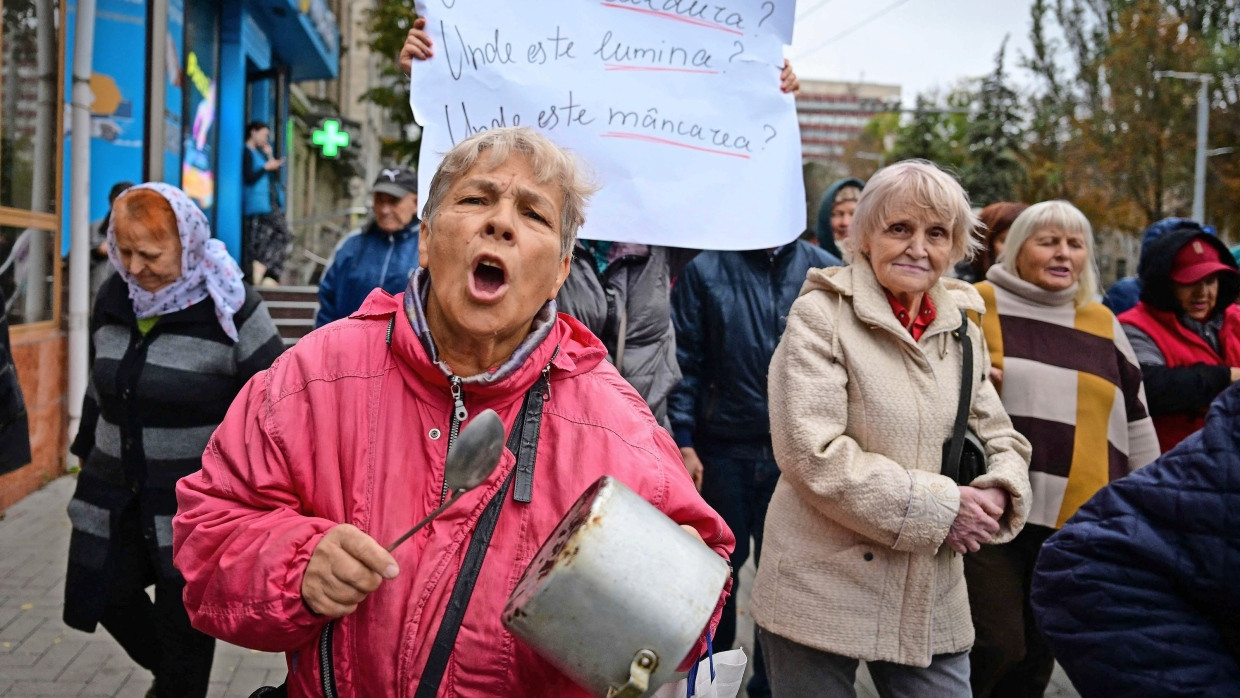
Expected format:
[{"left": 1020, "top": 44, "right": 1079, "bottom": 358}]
[
  {"left": 421, "top": 127, "right": 598, "bottom": 259},
  {"left": 848, "top": 160, "right": 981, "bottom": 265},
  {"left": 997, "top": 199, "right": 1100, "bottom": 307}
]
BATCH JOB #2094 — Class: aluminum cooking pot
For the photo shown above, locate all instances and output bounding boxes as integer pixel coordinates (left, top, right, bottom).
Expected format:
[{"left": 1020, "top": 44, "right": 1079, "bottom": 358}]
[{"left": 502, "top": 476, "right": 729, "bottom": 698}]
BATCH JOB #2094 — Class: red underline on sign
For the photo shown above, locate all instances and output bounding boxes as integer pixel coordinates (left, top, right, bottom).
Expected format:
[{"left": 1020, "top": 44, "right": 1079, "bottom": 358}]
[
  {"left": 599, "top": 3, "right": 745, "bottom": 36},
  {"left": 604, "top": 64, "right": 721, "bottom": 74},
  {"left": 600, "top": 131, "right": 751, "bottom": 159}
]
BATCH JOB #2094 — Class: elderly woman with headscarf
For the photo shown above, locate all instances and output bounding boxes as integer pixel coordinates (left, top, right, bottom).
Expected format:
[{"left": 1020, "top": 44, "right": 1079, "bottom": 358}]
[
  {"left": 64, "top": 183, "right": 284, "bottom": 697},
  {"left": 750, "top": 160, "right": 1032, "bottom": 697},
  {"left": 965, "top": 200, "right": 1160, "bottom": 697},
  {"left": 171, "top": 127, "right": 734, "bottom": 696},
  {"left": 1118, "top": 227, "right": 1240, "bottom": 453}
]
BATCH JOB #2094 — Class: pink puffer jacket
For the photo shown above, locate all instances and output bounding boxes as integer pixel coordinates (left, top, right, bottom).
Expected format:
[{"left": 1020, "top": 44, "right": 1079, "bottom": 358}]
[{"left": 173, "top": 290, "right": 734, "bottom": 697}]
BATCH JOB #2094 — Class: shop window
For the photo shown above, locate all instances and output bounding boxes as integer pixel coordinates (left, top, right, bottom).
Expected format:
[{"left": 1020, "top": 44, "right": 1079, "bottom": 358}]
[
  {"left": 1, "top": 0, "right": 60, "bottom": 214},
  {"left": 0, "top": 225, "right": 55, "bottom": 324}
]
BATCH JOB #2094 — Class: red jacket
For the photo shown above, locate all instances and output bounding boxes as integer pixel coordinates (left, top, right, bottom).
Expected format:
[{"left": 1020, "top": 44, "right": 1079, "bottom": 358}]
[
  {"left": 173, "top": 290, "right": 734, "bottom": 697},
  {"left": 1118, "top": 301, "right": 1240, "bottom": 451}
]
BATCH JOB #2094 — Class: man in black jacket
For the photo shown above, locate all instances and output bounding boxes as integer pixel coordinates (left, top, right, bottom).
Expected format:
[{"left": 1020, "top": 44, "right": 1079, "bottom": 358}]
[{"left": 669, "top": 240, "right": 840, "bottom": 696}]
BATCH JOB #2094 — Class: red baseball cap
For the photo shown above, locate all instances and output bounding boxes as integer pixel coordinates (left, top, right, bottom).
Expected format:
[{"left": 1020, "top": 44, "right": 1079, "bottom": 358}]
[{"left": 1170, "top": 237, "right": 1237, "bottom": 284}]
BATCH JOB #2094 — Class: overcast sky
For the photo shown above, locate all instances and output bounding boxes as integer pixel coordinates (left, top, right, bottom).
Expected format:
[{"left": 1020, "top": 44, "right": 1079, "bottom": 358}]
[{"left": 788, "top": 0, "right": 1038, "bottom": 105}]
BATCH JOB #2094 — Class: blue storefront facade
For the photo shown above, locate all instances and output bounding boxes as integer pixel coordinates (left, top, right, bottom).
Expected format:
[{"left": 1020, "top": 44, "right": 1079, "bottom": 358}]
[{"left": 61, "top": 0, "right": 339, "bottom": 261}]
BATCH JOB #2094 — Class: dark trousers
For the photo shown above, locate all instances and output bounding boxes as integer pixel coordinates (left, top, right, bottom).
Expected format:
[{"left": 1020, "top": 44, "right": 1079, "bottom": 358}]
[
  {"left": 98, "top": 508, "right": 215, "bottom": 698},
  {"left": 698, "top": 450, "right": 780, "bottom": 698},
  {"left": 964, "top": 523, "right": 1056, "bottom": 698}
]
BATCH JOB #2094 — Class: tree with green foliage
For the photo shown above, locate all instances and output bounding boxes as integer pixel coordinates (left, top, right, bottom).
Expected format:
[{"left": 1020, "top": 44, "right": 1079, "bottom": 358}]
[
  {"left": 1018, "top": 0, "right": 1239, "bottom": 232},
  {"left": 960, "top": 39, "right": 1028, "bottom": 207},
  {"left": 870, "top": 0, "right": 1239, "bottom": 237},
  {"left": 889, "top": 91, "right": 970, "bottom": 172},
  {"left": 360, "top": 0, "right": 421, "bottom": 164}
]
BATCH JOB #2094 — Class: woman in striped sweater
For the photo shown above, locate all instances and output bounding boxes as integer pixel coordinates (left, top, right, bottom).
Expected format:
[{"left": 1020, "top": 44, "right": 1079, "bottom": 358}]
[
  {"left": 63, "top": 183, "right": 284, "bottom": 698},
  {"left": 965, "top": 200, "right": 1160, "bottom": 697}
]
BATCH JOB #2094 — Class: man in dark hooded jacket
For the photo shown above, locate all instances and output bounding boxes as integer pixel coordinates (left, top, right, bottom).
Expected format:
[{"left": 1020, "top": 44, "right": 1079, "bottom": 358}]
[
  {"left": 1103, "top": 218, "right": 1211, "bottom": 315},
  {"left": 668, "top": 239, "right": 840, "bottom": 697},
  {"left": 813, "top": 177, "right": 864, "bottom": 261},
  {"left": 1031, "top": 382, "right": 1240, "bottom": 698}
]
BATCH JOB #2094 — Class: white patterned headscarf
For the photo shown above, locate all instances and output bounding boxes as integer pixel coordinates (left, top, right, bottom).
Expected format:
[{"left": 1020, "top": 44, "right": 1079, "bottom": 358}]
[{"left": 107, "top": 182, "right": 246, "bottom": 341}]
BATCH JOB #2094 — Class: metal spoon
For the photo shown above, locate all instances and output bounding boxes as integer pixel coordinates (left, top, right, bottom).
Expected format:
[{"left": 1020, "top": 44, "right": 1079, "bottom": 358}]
[{"left": 386, "top": 409, "right": 506, "bottom": 552}]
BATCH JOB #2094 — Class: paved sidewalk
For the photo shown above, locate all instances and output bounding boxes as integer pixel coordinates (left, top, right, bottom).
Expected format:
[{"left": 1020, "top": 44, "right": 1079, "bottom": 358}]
[{"left": 0, "top": 477, "right": 284, "bottom": 698}]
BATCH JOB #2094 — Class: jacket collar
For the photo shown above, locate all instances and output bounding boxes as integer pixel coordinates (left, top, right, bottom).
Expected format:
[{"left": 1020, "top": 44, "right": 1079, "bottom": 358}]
[
  {"left": 402, "top": 267, "right": 559, "bottom": 386},
  {"left": 804, "top": 260, "right": 983, "bottom": 344},
  {"left": 742, "top": 242, "right": 794, "bottom": 262},
  {"left": 350, "top": 280, "right": 607, "bottom": 406},
  {"left": 985, "top": 264, "right": 1078, "bottom": 308}
]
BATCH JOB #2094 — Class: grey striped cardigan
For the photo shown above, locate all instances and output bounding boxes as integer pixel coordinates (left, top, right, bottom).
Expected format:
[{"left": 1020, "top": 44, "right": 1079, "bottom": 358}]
[{"left": 64, "top": 274, "right": 283, "bottom": 631}]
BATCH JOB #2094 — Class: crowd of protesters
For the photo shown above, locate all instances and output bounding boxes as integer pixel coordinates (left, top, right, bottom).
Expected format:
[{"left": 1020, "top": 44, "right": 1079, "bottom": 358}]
[{"left": 49, "top": 16, "right": 1240, "bottom": 698}]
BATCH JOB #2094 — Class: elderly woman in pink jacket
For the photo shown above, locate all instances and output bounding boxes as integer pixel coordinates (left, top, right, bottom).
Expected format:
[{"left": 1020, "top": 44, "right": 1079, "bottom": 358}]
[
  {"left": 750, "top": 160, "right": 1032, "bottom": 697},
  {"left": 172, "top": 127, "right": 733, "bottom": 697}
]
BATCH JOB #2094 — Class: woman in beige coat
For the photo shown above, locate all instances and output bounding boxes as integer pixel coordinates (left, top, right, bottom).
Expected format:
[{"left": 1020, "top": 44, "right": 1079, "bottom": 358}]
[{"left": 750, "top": 160, "right": 1032, "bottom": 697}]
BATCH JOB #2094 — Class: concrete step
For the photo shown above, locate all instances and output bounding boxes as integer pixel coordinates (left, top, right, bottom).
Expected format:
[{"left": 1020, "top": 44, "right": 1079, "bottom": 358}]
[
  {"left": 256, "top": 286, "right": 319, "bottom": 348},
  {"left": 257, "top": 285, "right": 319, "bottom": 304},
  {"left": 273, "top": 317, "right": 315, "bottom": 339},
  {"left": 264, "top": 300, "right": 319, "bottom": 320}
]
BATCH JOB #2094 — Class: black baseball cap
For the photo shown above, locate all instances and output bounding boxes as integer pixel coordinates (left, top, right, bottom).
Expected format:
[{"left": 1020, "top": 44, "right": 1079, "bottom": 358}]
[{"left": 371, "top": 167, "right": 417, "bottom": 198}]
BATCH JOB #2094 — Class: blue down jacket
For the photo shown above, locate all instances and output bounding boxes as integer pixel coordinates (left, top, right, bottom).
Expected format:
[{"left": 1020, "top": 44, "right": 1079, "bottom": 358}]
[
  {"left": 315, "top": 219, "right": 420, "bottom": 327},
  {"left": 668, "top": 242, "right": 840, "bottom": 452},
  {"left": 1030, "top": 382, "right": 1240, "bottom": 698}
]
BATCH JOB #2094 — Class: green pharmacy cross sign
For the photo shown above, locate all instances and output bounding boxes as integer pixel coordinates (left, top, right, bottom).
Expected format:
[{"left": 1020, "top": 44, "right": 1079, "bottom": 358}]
[{"left": 312, "top": 120, "right": 350, "bottom": 158}]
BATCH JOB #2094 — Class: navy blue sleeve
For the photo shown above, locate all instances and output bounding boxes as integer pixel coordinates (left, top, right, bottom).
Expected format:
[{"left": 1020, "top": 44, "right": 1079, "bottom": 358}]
[
  {"left": 1031, "top": 431, "right": 1240, "bottom": 697},
  {"left": 668, "top": 259, "right": 708, "bottom": 448}
]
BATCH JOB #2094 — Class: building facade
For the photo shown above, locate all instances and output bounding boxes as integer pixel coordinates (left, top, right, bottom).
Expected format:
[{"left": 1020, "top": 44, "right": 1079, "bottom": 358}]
[
  {"left": 0, "top": 0, "right": 341, "bottom": 509},
  {"left": 1, "top": 0, "right": 64, "bottom": 510},
  {"left": 59, "top": 0, "right": 341, "bottom": 260},
  {"left": 796, "top": 79, "right": 901, "bottom": 164}
]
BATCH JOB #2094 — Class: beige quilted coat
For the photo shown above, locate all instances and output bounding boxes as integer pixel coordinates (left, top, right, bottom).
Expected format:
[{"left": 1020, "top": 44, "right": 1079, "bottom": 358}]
[{"left": 750, "top": 262, "right": 1032, "bottom": 667}]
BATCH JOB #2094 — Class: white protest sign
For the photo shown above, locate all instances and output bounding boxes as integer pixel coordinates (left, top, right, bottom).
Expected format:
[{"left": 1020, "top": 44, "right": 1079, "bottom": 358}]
[{"left": 409, "top": 0, "right": 805, "bottom": 250}]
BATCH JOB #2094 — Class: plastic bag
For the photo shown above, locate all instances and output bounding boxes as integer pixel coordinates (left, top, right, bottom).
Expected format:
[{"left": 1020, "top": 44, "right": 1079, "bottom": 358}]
[{"left": 650, "top": 645, "right": 747, "bottom": 698}]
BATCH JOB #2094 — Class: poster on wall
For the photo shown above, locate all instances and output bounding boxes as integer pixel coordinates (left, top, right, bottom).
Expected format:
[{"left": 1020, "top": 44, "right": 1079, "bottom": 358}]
[
  {"left": 181, "top": 0, "right": 220, "bottom": 216},
  {"left": 59, "top": 0, "right": 147, "bottom": 254},
  {"left": 164, "top": 0, "right": 185, "bottom": 186}
]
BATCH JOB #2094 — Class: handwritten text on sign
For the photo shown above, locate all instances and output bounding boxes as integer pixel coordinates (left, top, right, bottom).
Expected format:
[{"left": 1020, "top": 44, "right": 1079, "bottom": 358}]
[{"left": 410, "top": 0, "right": 803, "bottom": 250}]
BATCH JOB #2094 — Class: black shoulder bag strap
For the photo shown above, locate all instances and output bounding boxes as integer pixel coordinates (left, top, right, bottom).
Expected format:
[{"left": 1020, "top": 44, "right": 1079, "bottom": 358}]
[
  {"left": 412, "top": 366, "right": 550, "bottom": 698},
  {"left": 943, "top": 309, "right": 973, "bottom": 484}
]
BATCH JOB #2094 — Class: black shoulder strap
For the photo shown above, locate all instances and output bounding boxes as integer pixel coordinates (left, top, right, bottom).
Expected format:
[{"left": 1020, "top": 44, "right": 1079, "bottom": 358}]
[
  {"left": 943, "top": 309, "right": 973, "bottom": 484},
  {"left": 413, "top": 369, "right": 549, "bottom": 697},
  {"left": 514, "top": 367, "right": 551, "bottom": 504}
]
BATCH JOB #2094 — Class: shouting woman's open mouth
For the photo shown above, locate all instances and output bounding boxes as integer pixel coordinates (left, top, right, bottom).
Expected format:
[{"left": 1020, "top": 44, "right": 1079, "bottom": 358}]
[{"left": 469, "top": 255, "right": 509, "bottom": 303}]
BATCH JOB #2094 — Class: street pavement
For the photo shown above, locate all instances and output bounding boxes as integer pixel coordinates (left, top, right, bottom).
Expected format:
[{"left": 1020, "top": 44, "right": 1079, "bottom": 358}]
[
  {"left": 1, "top": 475, "right": 1080, "bottom": 697},
  {"left": 0, "top": 477, "right": 285, "bottom": 698}
]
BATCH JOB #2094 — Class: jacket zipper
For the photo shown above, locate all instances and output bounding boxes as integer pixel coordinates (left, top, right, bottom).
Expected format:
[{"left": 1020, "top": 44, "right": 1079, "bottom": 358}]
[
  {"left": 442, "top": 375, "right": 468, "bottom": 504},
  {"left": 379, "top": 236, "right": 395, "bottom": 287},
  {"left": 319, "top": 620, "right": 337, "bottom": 698}
]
